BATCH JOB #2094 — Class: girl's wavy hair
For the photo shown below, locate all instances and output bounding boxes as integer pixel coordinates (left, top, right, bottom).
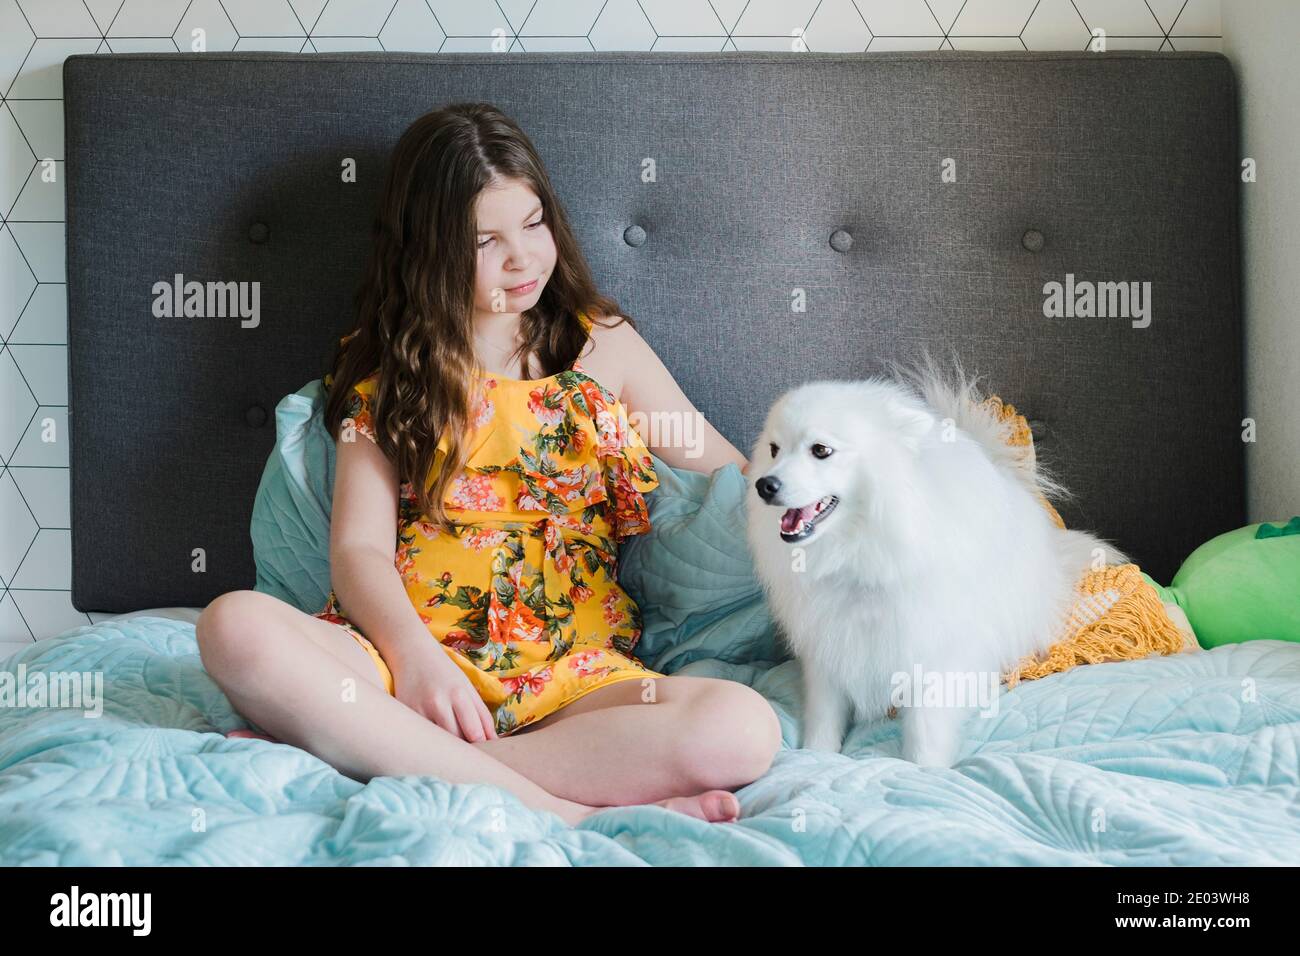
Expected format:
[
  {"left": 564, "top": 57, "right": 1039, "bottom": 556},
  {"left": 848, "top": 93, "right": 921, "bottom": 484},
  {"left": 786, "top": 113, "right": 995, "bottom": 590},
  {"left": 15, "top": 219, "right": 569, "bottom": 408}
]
[{"left": 323, "top": 102, "right": 632, "bottom": 533}]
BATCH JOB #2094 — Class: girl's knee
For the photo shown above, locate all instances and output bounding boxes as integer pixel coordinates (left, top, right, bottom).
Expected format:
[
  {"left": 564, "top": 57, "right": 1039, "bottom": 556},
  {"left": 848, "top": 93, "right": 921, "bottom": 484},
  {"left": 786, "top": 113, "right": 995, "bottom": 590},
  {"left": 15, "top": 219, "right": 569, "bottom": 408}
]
[
  {"left": 196, "top": 590, "right": 278, "bottom": 673},
  {"left": 680, "top": 680, "right": 782, "bottom": 788}
]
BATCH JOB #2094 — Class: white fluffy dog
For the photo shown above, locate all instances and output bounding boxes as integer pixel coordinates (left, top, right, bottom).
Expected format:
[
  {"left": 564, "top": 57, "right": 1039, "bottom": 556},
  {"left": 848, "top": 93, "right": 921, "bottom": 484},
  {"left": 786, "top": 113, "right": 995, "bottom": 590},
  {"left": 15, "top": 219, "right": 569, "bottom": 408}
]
[{"left": 745, "top": 362, "right": 1125, "bottom": 768}]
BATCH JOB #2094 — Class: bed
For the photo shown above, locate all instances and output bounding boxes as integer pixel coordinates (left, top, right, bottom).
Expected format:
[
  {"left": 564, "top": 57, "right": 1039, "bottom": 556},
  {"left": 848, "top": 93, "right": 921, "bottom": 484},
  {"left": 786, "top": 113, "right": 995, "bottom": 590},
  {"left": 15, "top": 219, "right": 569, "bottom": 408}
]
[{"left": 3, "top": 49, "right": 1296, "bottom": 865}]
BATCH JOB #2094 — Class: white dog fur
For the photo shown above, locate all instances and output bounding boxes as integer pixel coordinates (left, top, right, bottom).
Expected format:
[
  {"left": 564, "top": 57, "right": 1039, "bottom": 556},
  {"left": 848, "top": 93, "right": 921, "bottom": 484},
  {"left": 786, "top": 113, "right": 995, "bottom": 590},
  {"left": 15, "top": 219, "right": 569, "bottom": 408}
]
[{"left": 745, "top": 361, "right": 1126, "bottom": 768}]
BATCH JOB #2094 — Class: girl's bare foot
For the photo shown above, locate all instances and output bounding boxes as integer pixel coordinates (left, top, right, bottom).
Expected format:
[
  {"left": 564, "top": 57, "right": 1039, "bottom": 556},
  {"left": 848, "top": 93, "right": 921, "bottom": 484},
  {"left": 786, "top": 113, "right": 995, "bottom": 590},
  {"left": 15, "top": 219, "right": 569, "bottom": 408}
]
[
  {"left": 655, "top": 789, "right": 741, "bottom": 822},
  {"left": 560, "top": 789, "right": 741, "bottom": 826}
]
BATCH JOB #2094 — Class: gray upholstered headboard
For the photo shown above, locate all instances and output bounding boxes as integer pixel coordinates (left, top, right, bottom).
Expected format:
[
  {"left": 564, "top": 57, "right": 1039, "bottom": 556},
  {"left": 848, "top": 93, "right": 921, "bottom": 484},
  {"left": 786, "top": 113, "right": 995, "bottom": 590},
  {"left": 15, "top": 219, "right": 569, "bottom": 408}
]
[{"left": 63, "top": 50, "right": 1243, "bottom": 611}]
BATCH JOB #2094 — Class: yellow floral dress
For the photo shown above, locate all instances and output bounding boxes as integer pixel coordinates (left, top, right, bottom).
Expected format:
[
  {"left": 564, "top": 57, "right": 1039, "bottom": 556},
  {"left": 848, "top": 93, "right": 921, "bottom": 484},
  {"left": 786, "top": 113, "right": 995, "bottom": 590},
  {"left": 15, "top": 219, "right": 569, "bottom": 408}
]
[{"left": 314, "top": 311, "right": 665, "bottom": 736}]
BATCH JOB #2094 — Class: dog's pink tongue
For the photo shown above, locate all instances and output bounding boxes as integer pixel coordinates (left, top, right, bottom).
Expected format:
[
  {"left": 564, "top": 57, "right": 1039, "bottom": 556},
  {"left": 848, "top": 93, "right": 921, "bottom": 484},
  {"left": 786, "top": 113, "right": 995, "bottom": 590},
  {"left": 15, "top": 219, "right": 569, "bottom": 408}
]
[{"left": 781, "top": 504, "right": 817, "bottom": 533}]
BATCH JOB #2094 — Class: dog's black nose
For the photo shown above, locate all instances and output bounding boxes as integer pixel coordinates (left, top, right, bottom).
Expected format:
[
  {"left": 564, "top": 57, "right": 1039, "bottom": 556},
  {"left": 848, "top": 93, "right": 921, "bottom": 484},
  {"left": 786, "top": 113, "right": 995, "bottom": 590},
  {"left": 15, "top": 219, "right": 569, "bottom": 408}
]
[{"left": 755, "top": 475, "right": 781, "bottom": 502}]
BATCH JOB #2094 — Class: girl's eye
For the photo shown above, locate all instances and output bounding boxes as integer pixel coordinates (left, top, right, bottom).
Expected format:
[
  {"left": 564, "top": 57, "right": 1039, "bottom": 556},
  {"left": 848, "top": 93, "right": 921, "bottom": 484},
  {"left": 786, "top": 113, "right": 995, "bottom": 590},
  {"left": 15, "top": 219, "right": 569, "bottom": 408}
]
[
  {"left": 811, "top": 443, "right": 833, "bottom": 459},
  {"left": 477, "top": 217, "right": 544, "bottom": 249},
  {"left": 769, "top": 442, "right": 779, "bottom": 458}
]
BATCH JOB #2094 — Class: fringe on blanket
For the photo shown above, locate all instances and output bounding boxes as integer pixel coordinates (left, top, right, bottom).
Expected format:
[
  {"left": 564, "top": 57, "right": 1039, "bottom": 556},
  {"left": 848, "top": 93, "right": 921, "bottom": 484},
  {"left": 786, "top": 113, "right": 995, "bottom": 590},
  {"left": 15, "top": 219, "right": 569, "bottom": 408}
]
[{"left": 980, "top": 396, "right": 1190, "bottom": 688}]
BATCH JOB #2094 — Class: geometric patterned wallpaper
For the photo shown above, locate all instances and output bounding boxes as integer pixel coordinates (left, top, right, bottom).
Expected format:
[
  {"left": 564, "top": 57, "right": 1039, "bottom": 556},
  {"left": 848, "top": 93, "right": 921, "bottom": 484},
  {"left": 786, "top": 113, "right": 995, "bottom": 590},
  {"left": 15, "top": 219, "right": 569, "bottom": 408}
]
[{"left": 0, "top": 0, "right": 1223, "bottom": 645}]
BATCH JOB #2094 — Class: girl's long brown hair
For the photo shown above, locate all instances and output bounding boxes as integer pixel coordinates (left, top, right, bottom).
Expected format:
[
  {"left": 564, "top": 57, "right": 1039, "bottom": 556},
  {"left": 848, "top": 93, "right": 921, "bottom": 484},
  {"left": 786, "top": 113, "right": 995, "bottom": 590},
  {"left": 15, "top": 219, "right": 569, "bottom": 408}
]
[{"left": 323, "top": 102, "right": 633, "bottom": 533}]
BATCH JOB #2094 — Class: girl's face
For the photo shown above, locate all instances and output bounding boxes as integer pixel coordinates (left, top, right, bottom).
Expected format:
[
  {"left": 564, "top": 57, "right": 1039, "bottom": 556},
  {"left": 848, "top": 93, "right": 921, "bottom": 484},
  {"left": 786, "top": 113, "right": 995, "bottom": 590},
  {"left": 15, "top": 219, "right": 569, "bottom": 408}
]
[{"left": 472, "top": 178, "right": 557, "bottom": 321}]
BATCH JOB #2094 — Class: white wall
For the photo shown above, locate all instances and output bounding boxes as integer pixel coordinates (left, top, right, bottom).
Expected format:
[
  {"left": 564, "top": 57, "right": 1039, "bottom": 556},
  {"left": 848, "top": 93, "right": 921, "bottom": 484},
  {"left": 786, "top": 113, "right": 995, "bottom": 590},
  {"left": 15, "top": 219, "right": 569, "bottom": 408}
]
[{"left": 1222, "top": 0, "right": 1300, "bottom": 522}]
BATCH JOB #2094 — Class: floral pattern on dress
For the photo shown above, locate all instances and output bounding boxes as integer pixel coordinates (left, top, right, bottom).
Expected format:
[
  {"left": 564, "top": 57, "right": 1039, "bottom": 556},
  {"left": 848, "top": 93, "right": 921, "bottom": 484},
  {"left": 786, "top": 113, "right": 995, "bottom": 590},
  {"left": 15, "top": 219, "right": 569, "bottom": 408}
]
[{"left": 315, "top": 311, "right": 663, "bottom": 735}]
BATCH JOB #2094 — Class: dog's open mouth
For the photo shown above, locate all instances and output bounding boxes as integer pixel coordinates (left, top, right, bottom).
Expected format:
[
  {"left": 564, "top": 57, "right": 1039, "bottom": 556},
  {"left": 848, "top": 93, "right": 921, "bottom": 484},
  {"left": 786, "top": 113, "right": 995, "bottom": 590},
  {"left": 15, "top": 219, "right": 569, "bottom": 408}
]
[{"left": 779, "top": 494, "right": 839, "bottom": 542}]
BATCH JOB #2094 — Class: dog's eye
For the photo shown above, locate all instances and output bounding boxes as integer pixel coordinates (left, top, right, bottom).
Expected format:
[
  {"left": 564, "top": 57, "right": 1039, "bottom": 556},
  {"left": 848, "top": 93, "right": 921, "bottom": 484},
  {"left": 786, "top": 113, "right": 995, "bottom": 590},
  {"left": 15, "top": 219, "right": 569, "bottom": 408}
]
[
  {"left": 768, "top": 442, "right": 779, "bottom": 458},
  {"left": 811, "top": 443, "right": 833, "bottom": 459}
]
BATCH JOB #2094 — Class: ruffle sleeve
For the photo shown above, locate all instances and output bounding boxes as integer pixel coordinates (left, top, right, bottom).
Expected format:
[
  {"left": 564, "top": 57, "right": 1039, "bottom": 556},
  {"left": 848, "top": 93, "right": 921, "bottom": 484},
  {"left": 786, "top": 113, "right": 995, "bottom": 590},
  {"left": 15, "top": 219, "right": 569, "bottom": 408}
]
[
  {"left": 323, "top": 332, "right": 383, "bottom": 446},
  {"left": 323, "top": 370, "right": 380, "bottom": 446},
  {"left": 601, "top": 421, "right": 660, "bottom": 543},
  {"left": 346, "top": 377, "right": 380, "bottom": 445},
  {"left": 571, "top": 374, "right": 659, "bottom": 542},
  {"left": 325, "top": 374, "right": 377, "bottom": 447}
]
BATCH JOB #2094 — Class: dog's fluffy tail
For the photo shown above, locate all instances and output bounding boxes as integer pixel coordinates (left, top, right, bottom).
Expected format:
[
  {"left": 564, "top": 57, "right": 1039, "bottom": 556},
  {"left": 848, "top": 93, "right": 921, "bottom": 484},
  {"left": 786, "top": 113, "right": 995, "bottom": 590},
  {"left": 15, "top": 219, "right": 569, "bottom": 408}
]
[
  {"left": 888, "top": 351, "right": 1072, "bottom": 509},
  {"left": 889, "top": 351, "right": 1131, "bottom": 567},
  {"left": 894, "top": 356, "right": 1128, "bottom": 567}
]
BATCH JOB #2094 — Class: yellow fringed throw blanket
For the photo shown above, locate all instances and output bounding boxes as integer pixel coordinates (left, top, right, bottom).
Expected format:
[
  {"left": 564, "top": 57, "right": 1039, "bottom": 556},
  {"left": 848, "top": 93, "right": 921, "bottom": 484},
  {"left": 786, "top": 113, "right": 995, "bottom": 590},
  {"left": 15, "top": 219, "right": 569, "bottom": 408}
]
[{"left": 982, "top": 397, "right": 1191, "bottom": 688}]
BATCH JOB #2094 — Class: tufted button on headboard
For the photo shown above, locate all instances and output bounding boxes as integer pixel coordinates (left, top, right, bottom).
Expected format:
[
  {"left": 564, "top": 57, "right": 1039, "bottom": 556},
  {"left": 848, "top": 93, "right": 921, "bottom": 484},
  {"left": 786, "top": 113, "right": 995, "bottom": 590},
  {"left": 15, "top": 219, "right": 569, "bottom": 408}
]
[
  {"left": 243, "top": 404, "right": 269, "bottom": 429},
  {"left": 829, "top": 229, "right": 854, "bottom": 253}
]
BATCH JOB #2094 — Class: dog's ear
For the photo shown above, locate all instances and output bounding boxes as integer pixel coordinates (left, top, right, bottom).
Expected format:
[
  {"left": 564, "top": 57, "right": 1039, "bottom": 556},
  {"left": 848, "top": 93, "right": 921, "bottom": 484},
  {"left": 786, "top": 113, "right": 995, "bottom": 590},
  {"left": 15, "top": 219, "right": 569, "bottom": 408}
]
[{"left": 888, "top": 398, "right": 935, "bottom": 452}]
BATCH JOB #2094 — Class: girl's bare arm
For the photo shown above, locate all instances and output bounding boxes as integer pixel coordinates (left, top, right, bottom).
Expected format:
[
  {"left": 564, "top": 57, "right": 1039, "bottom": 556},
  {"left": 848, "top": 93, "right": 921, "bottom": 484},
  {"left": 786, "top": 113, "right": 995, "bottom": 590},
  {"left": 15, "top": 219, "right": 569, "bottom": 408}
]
[
  {"left": 605, "top": 321, "right": 750, "bottom": 476},
  {"left": 330, "top": 428, "right": 448, "bottom": 668}
]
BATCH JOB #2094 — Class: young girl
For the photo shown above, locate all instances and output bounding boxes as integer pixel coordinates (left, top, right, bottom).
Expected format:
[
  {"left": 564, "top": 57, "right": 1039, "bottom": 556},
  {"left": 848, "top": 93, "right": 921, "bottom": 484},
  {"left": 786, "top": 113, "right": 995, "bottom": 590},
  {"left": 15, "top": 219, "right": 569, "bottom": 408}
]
[{"left": 197, "top": 103, "right": 780, "bottom": 827}]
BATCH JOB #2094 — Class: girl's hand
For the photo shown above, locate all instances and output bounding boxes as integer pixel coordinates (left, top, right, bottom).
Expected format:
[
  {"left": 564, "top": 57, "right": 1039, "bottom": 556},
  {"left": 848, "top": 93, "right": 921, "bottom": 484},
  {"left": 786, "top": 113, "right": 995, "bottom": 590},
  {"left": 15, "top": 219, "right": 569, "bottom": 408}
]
[{"left": 390, "top": 644, "right": 499, "bottom": 743}]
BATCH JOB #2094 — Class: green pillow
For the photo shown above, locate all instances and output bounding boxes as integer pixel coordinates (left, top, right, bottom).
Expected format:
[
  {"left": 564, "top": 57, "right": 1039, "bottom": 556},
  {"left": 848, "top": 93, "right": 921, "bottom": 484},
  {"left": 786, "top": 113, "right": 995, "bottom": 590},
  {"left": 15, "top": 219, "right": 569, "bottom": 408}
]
[{"left": 1145, "top": 518, "right": 1300, "bottom": 649}]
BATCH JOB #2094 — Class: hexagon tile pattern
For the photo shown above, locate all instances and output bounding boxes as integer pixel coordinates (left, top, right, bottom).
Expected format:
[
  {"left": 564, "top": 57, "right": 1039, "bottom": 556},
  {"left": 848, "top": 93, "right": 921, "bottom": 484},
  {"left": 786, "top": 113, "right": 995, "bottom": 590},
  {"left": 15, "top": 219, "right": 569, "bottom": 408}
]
[{"left": 0, "top": 0, "right": 1223, "bottom": 644}]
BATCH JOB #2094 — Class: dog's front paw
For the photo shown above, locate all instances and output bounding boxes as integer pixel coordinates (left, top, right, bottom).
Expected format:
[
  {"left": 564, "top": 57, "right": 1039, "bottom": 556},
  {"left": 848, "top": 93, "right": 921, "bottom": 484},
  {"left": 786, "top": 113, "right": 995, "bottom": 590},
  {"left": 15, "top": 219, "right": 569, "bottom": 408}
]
[
  {"left": 899, "top": 706, "right": 965, "bottom": 768},
  {"left": 901, "top": 738, "right": 958, "bottom": 768},
  {"left": 801, "top": 725, "right": 845, "bottom": 753}
]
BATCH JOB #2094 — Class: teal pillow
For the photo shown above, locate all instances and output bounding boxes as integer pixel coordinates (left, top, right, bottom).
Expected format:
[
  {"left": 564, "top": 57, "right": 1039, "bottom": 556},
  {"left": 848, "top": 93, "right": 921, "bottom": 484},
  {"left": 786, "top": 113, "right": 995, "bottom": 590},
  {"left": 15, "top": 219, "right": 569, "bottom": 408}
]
[
  {"left": 250, "top": 379, "right": 334, "bottom": 613},
  {"left": 619, "top": 455, "right": 787, "bottom": 674}
]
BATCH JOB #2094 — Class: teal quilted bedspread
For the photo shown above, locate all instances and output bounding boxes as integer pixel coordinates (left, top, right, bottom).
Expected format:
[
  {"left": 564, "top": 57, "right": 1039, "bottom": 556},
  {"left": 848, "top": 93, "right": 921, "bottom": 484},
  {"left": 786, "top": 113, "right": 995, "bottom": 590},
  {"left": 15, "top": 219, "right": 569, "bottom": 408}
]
[{"left": 2, "top": 616, "right": 1298, "bottom": 865}]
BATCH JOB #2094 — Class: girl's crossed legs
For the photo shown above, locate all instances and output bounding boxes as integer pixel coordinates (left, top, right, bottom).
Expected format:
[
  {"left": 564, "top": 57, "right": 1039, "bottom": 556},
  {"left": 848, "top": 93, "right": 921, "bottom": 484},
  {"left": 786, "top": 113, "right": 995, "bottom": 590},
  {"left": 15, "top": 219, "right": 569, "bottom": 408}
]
[
  {"left": 482, "top": 669, "right": 780, "bottom": 812},
  {"left": 197, "top": 591, "right": 781, "bottom": 826}
]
